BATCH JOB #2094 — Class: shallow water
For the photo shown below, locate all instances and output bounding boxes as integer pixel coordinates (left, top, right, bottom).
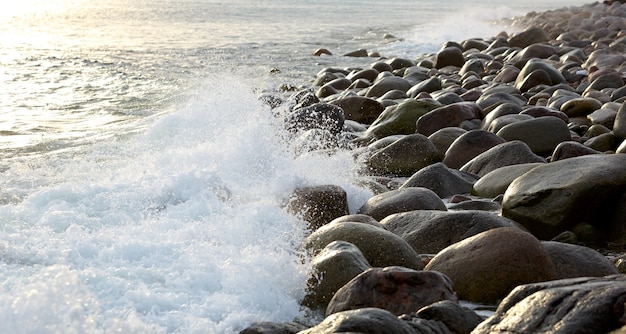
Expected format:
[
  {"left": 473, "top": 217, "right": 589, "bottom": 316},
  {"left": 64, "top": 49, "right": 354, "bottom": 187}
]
[{"left": 0, "top": 0, "right": 593, "bottom": 332}]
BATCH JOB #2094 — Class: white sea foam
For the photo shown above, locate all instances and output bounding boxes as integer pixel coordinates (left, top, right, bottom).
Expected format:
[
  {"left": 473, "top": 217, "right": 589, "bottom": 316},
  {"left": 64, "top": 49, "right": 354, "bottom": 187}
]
[{"left": 0, "top": 77, "right": 371, "bottom": 333}]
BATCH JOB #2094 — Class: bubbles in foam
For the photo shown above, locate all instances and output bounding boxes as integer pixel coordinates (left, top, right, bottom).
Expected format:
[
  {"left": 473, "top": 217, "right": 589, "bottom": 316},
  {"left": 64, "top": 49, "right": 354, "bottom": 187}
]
[{"left": 0, "top": 76, "right": 371, "bottom": 333}]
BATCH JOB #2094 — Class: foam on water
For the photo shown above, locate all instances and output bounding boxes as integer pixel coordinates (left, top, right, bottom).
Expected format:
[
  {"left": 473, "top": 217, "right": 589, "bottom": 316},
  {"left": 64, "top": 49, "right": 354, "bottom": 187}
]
[{"left": 0, "top": 76, "right": 372, "bottom": 333}]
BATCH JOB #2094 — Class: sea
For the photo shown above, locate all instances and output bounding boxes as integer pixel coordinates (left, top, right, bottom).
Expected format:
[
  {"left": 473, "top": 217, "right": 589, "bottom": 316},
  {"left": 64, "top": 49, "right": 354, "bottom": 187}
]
[{"left": 0, "top": 0, "right": 593, "bottom": 333}]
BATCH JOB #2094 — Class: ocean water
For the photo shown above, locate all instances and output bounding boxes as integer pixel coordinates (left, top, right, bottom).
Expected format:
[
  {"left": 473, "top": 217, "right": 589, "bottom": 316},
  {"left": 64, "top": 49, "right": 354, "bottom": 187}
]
[{"left": 0, "top": 0, "right": 592, "bottom": 332}]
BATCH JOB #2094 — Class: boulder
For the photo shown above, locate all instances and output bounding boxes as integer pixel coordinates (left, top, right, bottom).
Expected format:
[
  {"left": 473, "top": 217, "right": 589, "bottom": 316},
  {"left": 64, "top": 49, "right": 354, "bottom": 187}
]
[
  {"left": 287, "top": 185, "right": 349, "bottom": 230},
  {"left": 330, "top": 96, "right": 384, "bottom": 124},
  {"left": 413, "top": 300, "right": 483, "bottom": 334},
  {"left": 472, "top": 163, "right": 544, "bottom": 198},
  {"left": 460, "top": 140, "right": 546, "bottom": 177},
  {"left": 380, "top": 210, "right": 519, "bottom": 254},
  {"left": 303, "top": 221, "right": 424, "bottom": 270},
  {"left": 428, "top": 127, "right": 468, "bottom": 157},
  {"left": 551, "top": 141, "right": 602, "bottom": 161},
  {"left": 303, "top": 241, "right": 372, "bottom": 310},
  {"left": 365, "top": 134, "right": 442, "bottom": 176},
  {"left": 326, "top": 267, "right": 457, "bottom": 316},
  {"left": 363, "top": 100, "right": 442, "bottom": 139},
  {"left": 366, "top": 76, "right": 412, "bottom": 98},
  {"left": 496, "top": 116, "right": 571, "bottom": 156},
  {"left": 284, "top": 103, "right": 345, "bottom": 134},
  {"left": 416, "top": 102, "right": 482, "bottom": 136},
  {"left": 424, "top": 227, "right": 557, "bottom": 303},
  {"left": 443, "top": 130, "right": 506, "bottom": 169},
  {"left": 434, "top": 46, "right": 466, "bottom": 69},
  {"left": 541, "top": 241, "right": 618, "bottom": 279},
  {"left": 239, "top": 322, "right": 307, "bottom": 334},
  {"left": 472, "top": 275, "right": 626, "bottom": 334},
  {"left": 399, "top": 162, "right": 478, "bottom": 198},
  {"left": 298, "top": 308, "right": 417, "bottom": 334},
  {"left": 357, "top": 187, "right": 447, "bottom": 221},
  {"left": 502, "top": 154, "right": 626, "bottom": 240},
  {"left": 508, "top": 27, "right": 550, "bottom": 48}
]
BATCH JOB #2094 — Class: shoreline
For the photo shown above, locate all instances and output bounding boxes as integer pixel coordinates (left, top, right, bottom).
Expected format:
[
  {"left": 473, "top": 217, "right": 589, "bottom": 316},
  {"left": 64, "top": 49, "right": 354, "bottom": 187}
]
[{"left": 247, "top": 1, "right": 626, "bottom": 333}]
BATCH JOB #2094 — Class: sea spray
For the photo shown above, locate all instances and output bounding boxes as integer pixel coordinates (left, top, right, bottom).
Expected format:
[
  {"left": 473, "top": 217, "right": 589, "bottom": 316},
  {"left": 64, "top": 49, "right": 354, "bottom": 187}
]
[{"left": 0, "top": 76, "right": 371, "bottom": 333}]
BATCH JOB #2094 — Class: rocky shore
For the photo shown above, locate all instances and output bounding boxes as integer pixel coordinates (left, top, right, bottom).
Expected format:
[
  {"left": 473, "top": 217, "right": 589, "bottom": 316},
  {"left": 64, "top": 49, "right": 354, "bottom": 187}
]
[{"left": 244, "top": 2, "right": 626, "bottom": 333}]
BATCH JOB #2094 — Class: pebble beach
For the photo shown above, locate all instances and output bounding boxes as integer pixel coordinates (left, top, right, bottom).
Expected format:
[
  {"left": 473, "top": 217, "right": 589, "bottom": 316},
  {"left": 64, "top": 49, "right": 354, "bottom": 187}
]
[{"left": 244, "top": 1, "right": 626, "bottom": 333}]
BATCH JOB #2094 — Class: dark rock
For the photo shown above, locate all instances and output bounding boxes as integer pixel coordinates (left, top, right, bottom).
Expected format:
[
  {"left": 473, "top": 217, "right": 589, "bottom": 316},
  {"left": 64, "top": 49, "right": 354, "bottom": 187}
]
[
  {"left": 363, "top": 100, "right": 442, "bottom": 139},
  {"left": 416, "top": 102, "right": 482, "bottom": 136},
  {"left": 435, "top": 47, "right": 466, "bottom": 69},
  {"left": 399, "top": 162, "right": 478, "bottom": 198},
  {"left": 508, "top": 27, "right": 550, "bottom": 48},
  {"left": 366, "top": 134, "right": 442, "bottom": 176},
  {"left": 424, "top": 227, "right": 557, "bottom": 304},
  {"left": 428, "top": 127, "right": 468, "bottom": 157},
  {"left": 285, "top": 103, "right": 344, "bottom": 134},
  {"left": 357, "top": 187, "right": 447, "bottom": 221},
  {"left": 414, "top": 300, "right": 483, "bottom": 334},
  {"left": 472, "top": 275, "right": 626, "bottom": 334},
  {"left": 326, "top": 267, "right": 457, "bottom": 316},
  {"left": 496, "top": 116, "right": 571, "bottom": 156},
  {"left": 380, "top": 210, "right": 518, "bottom": 254},
  {"left": 330, "top": 96, "right": 384, "bottom": 124},
  {"left": 239, "top": 321, "right": 307, "bottom": 334},
  {"left": 298, "top": 308, "right": 417, "bottom": 334},
  {"left": 443, "top": 130, "right": 506, "bottom": 169},
  {"left": 287, "top": 185, "right": 349, "bottom": 230},
  {"left": 541, "top": 241, "right": 619, "bottom": 279},
  {"left": 460, "top": 140, "right": 546, "bottom": 177},
  {"left": 303, "top": 221, "right": 424, "bottom": 270},
  {"left": 472, "top": 162, "right": 544, "bottom": 198},
  {"left": 303, "top": 241, "right": 371, "bottom": 310},
  {"left": 502, "top": 154, "right": 626, "bottom": 240}
]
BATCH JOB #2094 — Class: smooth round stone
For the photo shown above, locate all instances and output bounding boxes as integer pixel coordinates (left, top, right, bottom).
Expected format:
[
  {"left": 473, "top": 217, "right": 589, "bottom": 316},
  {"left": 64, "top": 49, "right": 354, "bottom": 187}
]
[
  {"left": 443, "top": 130, "right": 506, "bottom": 169},
  {"left": 472, "top": 163, "right": 544, "bottom": 198},
  {"left": 428, "top": 127, "right": 468, "bottom": 157},
  {"left": 299, "top": 308, "right": 417, "bottom": 334},
  {"left": 585, "top": 71, "right": 624, "bottom": 92},
  {"left": 496, "top": 116, "right": 572, "bottom": 156},
  {"left": 347, "top": 68, "right": 380, "bottom": 82},
  {"left": 386, "top": 58, "right": 416, "bottom": 70},
  {"left": 326, "top": 267, "right": 457, "bottom": 316},
  {"left": 460, "top": 140, "right": 546, "bottom": 177},
  {"left": 399, "top": 162, "right": 478, "bottom": 198},
  {"left": 406, "top": 77, "right": 442, "bottom": 97},
  {"left": 357, "top": 187, "right": 447, "bottom": 221},
  {"left": 520, "top": 106, "right": 569, "bottom": 123},
  {"left": 416, "top": 102, "right": 482, "bottom": 136},
  {"left": 515, "top": 59, "right": 566, "bottom": 88},
  {"left": 370, "top": 61, "right": 393, "bottom": 73},
  {"left": 313, "top": 48, "right": 333, "bottom": 56},
  {"left": 584, "top": 124, "right": 611, "bottom": 138},
  {"left": 481, "top": 103, "right": 523, "bottom": 129},
  {"left": 365, "top": 134, "right": 442, "bottom": 176},
  {"left": 513, "top": 43, "right": 558, "bottom": 62},
  {"left": 459, "top": 58, "right": 485, "bottom": 76},
  {"left": 487, "top": 114, "right": 534, "bottom": 133},
  {"left": 587, "top": 108, "right": 617, "bottom": 128},
  {"left": 560, "top": 97, "right": 603, "bottom": 117},
  {"left": 424, "top": 227, "right": 557, "bottom": 304},
  {"left": 516, "top": 69, "right": 553, "bottom": 92},
  {"left": 365, "top": 76, "right": 412, "bottom": 98},
  {"left": 363, "top": 99, "right": 442, "bottom": 139},
  {"left": 584, "top": 132, "right": 620, "bottom": 152},
  {"left": 343, "top": 49, "right": 369, "bottom": 57},
  {"left": 380, "top": 210, "right": 518, "bottom": 254},
  {"left": 493, "top": 65, "right": 521, "bottom": 83},
  {"left": 612, "top": 102, "right": 626, "bottom": 139},
  {"left": 551, "top": 141, "right": 602, "bottom": 161},
  {"left": 502, "top": 154, "right": 626, "bottom": 240},
  {"left": 330, "top": 96, "right": 384, "bottom": 124},
  {"left": 542, "top": 241, "right": 619, "bottom": 279},
  {"left": 303, "top": 241, "right": 372, "bottom": 310},
  {"left": 303, "top": 221, "right": 423, "bottom": 270},
  {"left": 476, "top": 91, "right": 525, "bottom": 111},
  {"left": 287, "top": 185, "right": 349, "bottom": 230},
  {"left": 434, "top": 46, "right": 466, "bottom": 69},
  {"left": 508, "top": 27, "right": 550, "bottom": 48},
  {"left": 434, "top": 92, "right": 464, "bottom": 105},
  {"left": 285, "top": 102, "right": 345, "bottom": 134}
]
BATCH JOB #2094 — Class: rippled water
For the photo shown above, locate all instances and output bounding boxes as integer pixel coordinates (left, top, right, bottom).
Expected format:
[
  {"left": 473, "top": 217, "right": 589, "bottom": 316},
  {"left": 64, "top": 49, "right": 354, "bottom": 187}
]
[{"left": 0, "top": 0, "right": 592, "bottom": 332}]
